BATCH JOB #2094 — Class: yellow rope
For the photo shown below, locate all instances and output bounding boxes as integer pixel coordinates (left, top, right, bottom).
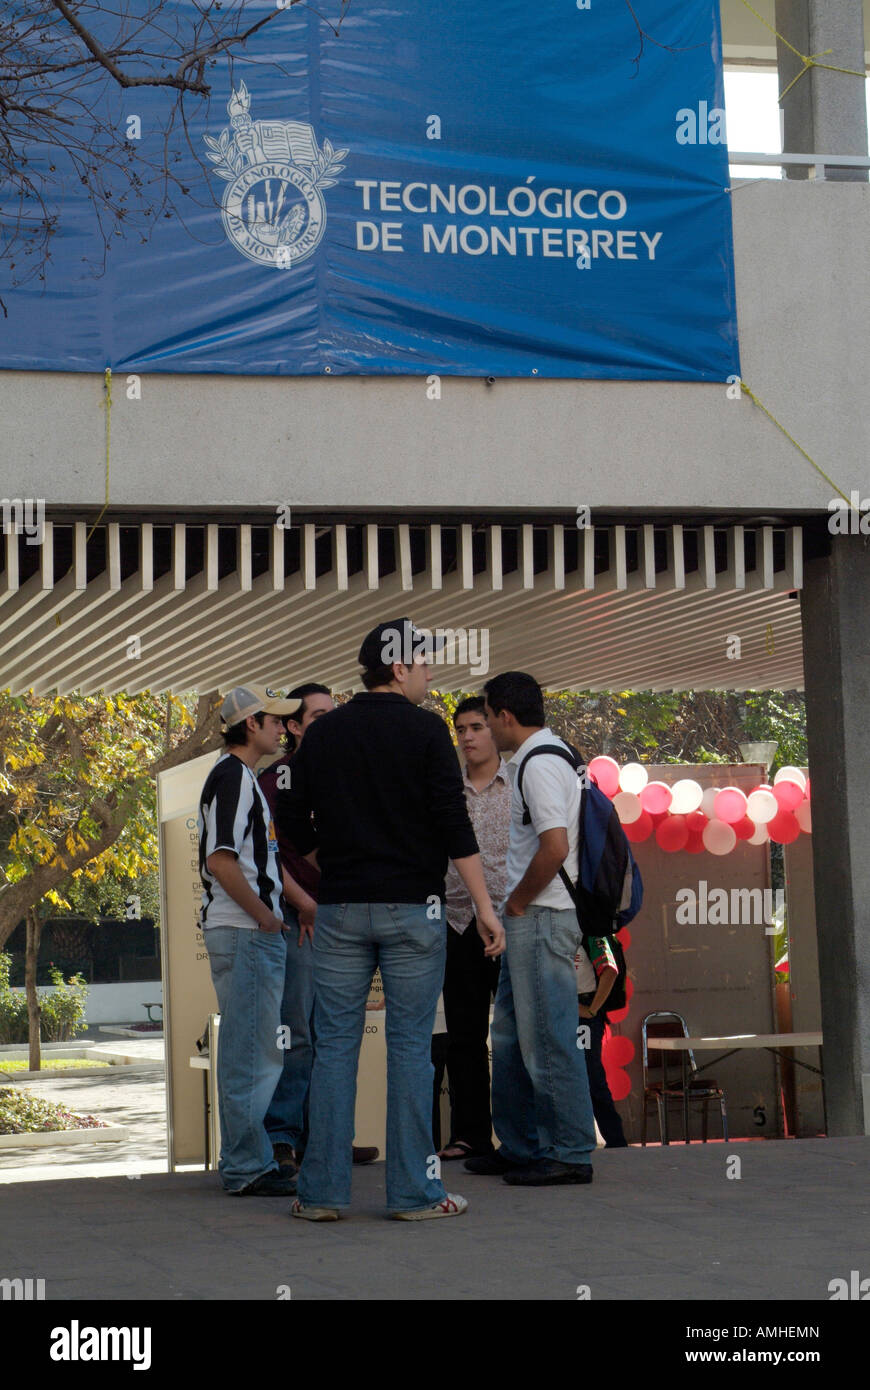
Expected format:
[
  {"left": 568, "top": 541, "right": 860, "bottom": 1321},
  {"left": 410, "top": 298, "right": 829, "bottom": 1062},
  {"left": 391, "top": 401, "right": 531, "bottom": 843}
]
[
  {"left": 86, "top": 367, "right": 112, "bottom": 543},
  {"left": 738, "top": 0, "right": 866, "bottom": 103},
  {"left": 739, "top": 379, "right": 857, "bottom": 511}
]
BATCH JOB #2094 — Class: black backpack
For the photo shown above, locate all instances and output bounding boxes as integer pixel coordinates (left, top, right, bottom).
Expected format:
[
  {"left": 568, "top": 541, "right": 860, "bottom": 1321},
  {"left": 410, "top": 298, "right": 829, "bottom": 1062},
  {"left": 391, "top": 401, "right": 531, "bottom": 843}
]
[{"left": 516, "top": 741, "right": 642, "bottom": 1014}]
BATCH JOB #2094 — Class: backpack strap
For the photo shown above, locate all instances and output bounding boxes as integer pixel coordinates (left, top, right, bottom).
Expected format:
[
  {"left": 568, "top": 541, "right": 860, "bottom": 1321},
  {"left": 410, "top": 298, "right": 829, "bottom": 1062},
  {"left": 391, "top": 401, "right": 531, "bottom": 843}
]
[
  {"left": 516, "top": 743, "right": 591, "bottom": 917},
  {"left": 515, "top": 742, "right": 585, "bottom": 825}
]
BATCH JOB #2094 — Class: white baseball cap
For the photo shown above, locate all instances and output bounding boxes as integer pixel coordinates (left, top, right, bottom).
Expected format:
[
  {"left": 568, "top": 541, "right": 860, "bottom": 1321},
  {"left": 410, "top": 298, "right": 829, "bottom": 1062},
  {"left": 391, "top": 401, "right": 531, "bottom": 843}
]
[{"left": 220, "top": 684, "right": 298, "bottom": 726}]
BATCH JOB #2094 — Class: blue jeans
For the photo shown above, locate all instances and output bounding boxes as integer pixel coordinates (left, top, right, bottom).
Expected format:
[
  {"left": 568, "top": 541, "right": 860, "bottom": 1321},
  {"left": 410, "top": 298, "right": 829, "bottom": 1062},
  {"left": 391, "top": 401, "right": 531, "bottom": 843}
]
[
  {"left": 491, "top": 906, "right": 596, "bottom": 1166},
  {"left": 297, "top": 902, "right": 447, "bottom": 1212},
  {"left": 204, "top": 925, "right": 287, "bottom": 1192},
  {"left": 264, "top": 908, "right": 315, "bottom": 1150}
]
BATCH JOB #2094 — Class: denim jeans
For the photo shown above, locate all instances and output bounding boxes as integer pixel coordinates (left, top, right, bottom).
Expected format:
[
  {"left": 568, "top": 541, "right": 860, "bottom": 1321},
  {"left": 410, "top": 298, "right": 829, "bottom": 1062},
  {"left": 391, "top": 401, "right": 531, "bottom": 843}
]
[
  {"left": 297, "top": 902, "right": 447, "bottom": 1212},
  {"left": 204, "top": 924, "right": 287, "bottom": 1192},
  {"left": 264, "top": 907, "right": 315, "bottom": 1150},
  {"left": 491, "top": 905, "right": 597, "bottom": 1166}
]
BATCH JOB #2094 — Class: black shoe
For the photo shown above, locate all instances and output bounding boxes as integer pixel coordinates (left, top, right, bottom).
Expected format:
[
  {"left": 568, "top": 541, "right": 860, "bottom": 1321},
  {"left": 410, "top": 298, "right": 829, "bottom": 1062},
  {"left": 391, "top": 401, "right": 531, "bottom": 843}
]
[
  {"left": 272, "top": 1143, "right": 298, "bottom": 1174},
  {"left": 235, "top": 1171, "right": 298, "bottom": 1196},
  {"left": 503, "top": 1160, "right": 593, "bottom": 1187},
  {"left": 352, "top": 1145, "right": 379, "bottom": 1164},
  {"left": 464, "top": 1149, "right": 524, "bottom": 1175}
]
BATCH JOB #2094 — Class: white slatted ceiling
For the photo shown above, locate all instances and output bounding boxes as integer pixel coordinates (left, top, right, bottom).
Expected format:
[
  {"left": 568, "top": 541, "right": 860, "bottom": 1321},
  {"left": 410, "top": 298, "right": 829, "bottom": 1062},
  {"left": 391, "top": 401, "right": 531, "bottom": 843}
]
[{"left": 0, "top": 523, "right": 805, "bottom": 694}]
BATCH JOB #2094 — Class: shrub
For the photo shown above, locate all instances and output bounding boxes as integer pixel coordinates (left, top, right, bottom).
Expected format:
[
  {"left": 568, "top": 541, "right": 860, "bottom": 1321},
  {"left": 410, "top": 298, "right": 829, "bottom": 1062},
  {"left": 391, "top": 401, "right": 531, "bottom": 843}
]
[
  {"left": 0, "top": 1087, "right": 107, "bottom": 1134},
  {"left": 0, "top": 953, "right": 89, "bottom": 1044}
]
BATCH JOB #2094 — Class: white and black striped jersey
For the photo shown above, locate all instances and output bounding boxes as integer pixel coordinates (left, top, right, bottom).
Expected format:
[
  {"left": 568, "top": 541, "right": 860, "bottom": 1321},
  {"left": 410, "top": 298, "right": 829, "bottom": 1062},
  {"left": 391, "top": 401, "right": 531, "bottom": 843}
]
[{"left": 198, "top": 753, "right": 282, "bottom": 928}]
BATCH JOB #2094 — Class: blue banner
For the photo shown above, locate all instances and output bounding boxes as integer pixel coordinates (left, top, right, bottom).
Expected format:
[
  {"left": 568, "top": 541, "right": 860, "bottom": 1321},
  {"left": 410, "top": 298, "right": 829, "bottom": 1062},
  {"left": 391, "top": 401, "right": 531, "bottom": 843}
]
[{"left": 1, "top": 1, "right": 739, "bottom": 380}]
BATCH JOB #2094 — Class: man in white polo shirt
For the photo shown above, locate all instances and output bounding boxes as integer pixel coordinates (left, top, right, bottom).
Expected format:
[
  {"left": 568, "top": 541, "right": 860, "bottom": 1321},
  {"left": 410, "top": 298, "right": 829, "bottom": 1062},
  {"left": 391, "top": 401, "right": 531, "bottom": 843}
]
[
  {"left": 198, "top": 684, "right": 299, "bottom": 1196},
  {"left": 464, "top": 671, "right": 597, "bottom": 1187}
]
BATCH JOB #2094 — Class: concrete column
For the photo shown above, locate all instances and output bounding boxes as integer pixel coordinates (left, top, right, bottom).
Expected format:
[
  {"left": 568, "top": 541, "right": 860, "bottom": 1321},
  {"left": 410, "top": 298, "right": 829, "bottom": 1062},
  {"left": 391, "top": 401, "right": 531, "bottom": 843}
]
[
  {"left": 775, "top": 0, "right": 867, "bottom": 179},
  {"left": 801, "top": 533, "right": 870, "bottom": 1135}
]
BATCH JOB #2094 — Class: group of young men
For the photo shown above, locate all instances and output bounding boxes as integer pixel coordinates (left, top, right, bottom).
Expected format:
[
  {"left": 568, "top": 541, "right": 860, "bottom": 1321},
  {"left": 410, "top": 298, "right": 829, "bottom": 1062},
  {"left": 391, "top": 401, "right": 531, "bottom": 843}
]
[{"left": 197, "top": 617, "right": 626, "bottom": 1221}]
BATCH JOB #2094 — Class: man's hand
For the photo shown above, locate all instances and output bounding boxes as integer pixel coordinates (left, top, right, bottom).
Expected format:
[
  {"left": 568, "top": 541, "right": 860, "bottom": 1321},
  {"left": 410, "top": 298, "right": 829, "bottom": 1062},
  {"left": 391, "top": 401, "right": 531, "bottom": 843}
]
[
  {"left": 504, "top": 895, "right": 526, "bottom": 918},
  {"left": 476, "top": 906, "right": 506, "bottom": 957},
  {"left": 297, "top": 896, "right": 316, "bottom": 946},
  {"left": 578, "top": 1002, "right": 597, "bottom": 1019},
  {"left": 258, "top": 910, "right": 286, "bottom": 934}
]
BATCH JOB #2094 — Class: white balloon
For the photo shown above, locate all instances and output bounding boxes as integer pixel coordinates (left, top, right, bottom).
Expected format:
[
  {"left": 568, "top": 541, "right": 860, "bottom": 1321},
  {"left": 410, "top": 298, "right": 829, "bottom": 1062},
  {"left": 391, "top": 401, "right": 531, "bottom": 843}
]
[
  {"left": 670, "top": 779, "right": 703, "bottom": 815},
  {"left": 619, "top": 761, "right": 649, "bottom": 795},
  {"left": 748, "top": 822, "right": 770, "bottom": 845},
  {"left": 612, "top": 791, "right": 643, "bottom": 824},
  {"left": 795, "top": 800, "right": 812, "bottom": 833},
  {"left": 702, "top": 819, "right": 737, "bottom": 856},
  {"left": 700, "top": 786, "right": 719, "bottom": 820},
  {"left": 746, "top": 788, "right": 778, "bottom": 824},
  {"left": 774, "top": 765, "right": 806, "bottom": 791}
]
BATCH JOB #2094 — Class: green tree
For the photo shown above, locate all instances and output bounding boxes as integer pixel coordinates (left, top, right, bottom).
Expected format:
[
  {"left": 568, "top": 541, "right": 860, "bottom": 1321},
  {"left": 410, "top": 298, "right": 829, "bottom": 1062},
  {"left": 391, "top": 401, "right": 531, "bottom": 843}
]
[{"left": 0, "top": 689, "right": 221, "bottom": 1068}]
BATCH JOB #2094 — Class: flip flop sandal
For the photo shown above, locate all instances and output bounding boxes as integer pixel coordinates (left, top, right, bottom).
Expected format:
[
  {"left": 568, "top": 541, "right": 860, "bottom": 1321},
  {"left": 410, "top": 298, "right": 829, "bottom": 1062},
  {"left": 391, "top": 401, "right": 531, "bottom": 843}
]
[{"left": 438, "top": 1141, "right": 475, "bottom": 1161}]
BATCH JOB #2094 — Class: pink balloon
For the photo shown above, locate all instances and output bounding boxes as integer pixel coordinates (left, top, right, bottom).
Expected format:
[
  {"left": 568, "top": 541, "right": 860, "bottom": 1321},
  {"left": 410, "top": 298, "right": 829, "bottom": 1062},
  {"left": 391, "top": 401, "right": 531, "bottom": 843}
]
[
  {"left": 588, "top": 756, "right": 620, "bottom": 798},
  {"left": 623, "top": 809, "right": 653, "bottom": 842},
  {"left": 804, "top": 776, "right": 811, "bottom": 800},
  {"left": 773, "top": 780, "right": 804, "bottom": 812},
  {"left": 795, "top": 800, "right": 812, "bottom": 834},
  {"left": 640, "top": 781, "right": 672, "bottom": 815},
  {"left": 656, "top": 814, "right": 688, "bottom": 852},
  {"left": 714, "top": 787, "right": 748, "bottom": 825},
  {"left": 767, "top": 809, "right": 800, "bottom": 844}
]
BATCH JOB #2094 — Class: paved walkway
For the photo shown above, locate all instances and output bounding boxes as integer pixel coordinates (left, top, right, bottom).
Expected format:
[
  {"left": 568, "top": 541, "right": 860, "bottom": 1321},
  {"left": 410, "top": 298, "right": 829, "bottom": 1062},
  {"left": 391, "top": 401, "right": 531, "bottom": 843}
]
[
  {"left": 0, "top": 1051, "right": 167, "bottom": 1184},
  {"left": 1, "top": 1136, "right": 868, "bottom": 1300}
]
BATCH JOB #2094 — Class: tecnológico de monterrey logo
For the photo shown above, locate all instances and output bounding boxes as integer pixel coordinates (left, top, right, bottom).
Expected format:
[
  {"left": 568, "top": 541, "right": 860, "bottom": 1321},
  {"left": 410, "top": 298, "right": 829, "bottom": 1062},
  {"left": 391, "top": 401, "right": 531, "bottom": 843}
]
[{"left": 204, "top": 82, "right": 346, "bottom": 269}]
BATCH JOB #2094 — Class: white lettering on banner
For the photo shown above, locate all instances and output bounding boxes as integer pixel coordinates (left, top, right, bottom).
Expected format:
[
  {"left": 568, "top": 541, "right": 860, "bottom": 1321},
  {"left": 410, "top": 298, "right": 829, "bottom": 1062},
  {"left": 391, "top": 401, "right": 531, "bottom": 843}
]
[
  {"left": 420, "top": 224, "right": 661, "bottom": 260},
  {"left": 353, "top": 179, "right": 660, "bottom": 265}
]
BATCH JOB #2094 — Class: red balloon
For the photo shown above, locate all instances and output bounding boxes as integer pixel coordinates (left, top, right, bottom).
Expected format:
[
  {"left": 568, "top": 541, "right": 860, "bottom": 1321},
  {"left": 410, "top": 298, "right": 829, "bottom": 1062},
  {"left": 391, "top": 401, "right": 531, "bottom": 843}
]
[
  {"left": 804, "top": 776, "right": 811, "bottom": 800},
  {"left": 767, "top": 809, "right": 800, "bottom": 844},
  {"left": 603, "top": 1034, "right": 634, "bottom": 1068},
  {"left": 649, "top": 810, "right": 669, "bottom": 826},
  {"left": 733, "top": 815, "right": 756, "bottom": 841},
  {"left": 685, "top": 829, "right": 706, "bottom": 854},
  {"left": 623, "top": 809, "right": 653, "bottom": 842},
  {"left": 686, "top": 810, "right": 708, "bottom": 834},
  {"left": 773, "top": 780, "right": 804, "bottom": 812},
  {"left": 656, "top": 814, "right": 688, "bottom": 852},
  {"left": 616, "top": 926, "right": 631, "bottom": 951},
  {"left": 607, "top": 1069, "right": 632, "bottom": 1102}
]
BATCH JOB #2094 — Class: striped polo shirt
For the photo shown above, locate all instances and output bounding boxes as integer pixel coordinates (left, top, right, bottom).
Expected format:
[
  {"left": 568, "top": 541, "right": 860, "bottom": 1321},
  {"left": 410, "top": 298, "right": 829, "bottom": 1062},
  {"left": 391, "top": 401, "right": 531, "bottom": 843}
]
[{"left": 198, "top": 753, "right": 282, "bottom": 928}]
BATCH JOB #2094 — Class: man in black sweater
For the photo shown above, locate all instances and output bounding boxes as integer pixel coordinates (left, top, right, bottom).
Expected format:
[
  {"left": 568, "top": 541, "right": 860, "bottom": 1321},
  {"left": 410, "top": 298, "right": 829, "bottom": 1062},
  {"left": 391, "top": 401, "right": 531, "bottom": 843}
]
[{"left": 276, "top": 618, "right": 504, "bottom": 1221}]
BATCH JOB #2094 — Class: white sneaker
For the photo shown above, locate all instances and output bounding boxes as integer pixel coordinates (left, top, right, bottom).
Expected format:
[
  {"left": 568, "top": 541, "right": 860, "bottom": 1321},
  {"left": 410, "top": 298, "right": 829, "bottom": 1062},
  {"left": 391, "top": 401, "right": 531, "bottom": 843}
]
[
  {"left": 290, "top": 1198, "right": 340, "bottom": 1222},
  {"left": 393, "top": 1193, "right": 468, "bottom": 1221}
]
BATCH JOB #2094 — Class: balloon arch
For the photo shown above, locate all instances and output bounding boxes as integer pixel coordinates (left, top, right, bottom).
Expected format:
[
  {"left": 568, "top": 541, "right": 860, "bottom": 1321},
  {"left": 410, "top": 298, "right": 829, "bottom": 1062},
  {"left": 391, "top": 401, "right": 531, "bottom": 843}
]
[{"left": 592, "top": 760, "right": 810, "bottom": 1105}]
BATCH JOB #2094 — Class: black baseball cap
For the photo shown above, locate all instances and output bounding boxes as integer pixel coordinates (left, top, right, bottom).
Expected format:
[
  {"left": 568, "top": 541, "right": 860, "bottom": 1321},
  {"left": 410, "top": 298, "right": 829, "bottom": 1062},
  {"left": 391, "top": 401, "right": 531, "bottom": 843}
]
[{"left": 358, "top": 618, "right": 445, "bottom": 671}]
